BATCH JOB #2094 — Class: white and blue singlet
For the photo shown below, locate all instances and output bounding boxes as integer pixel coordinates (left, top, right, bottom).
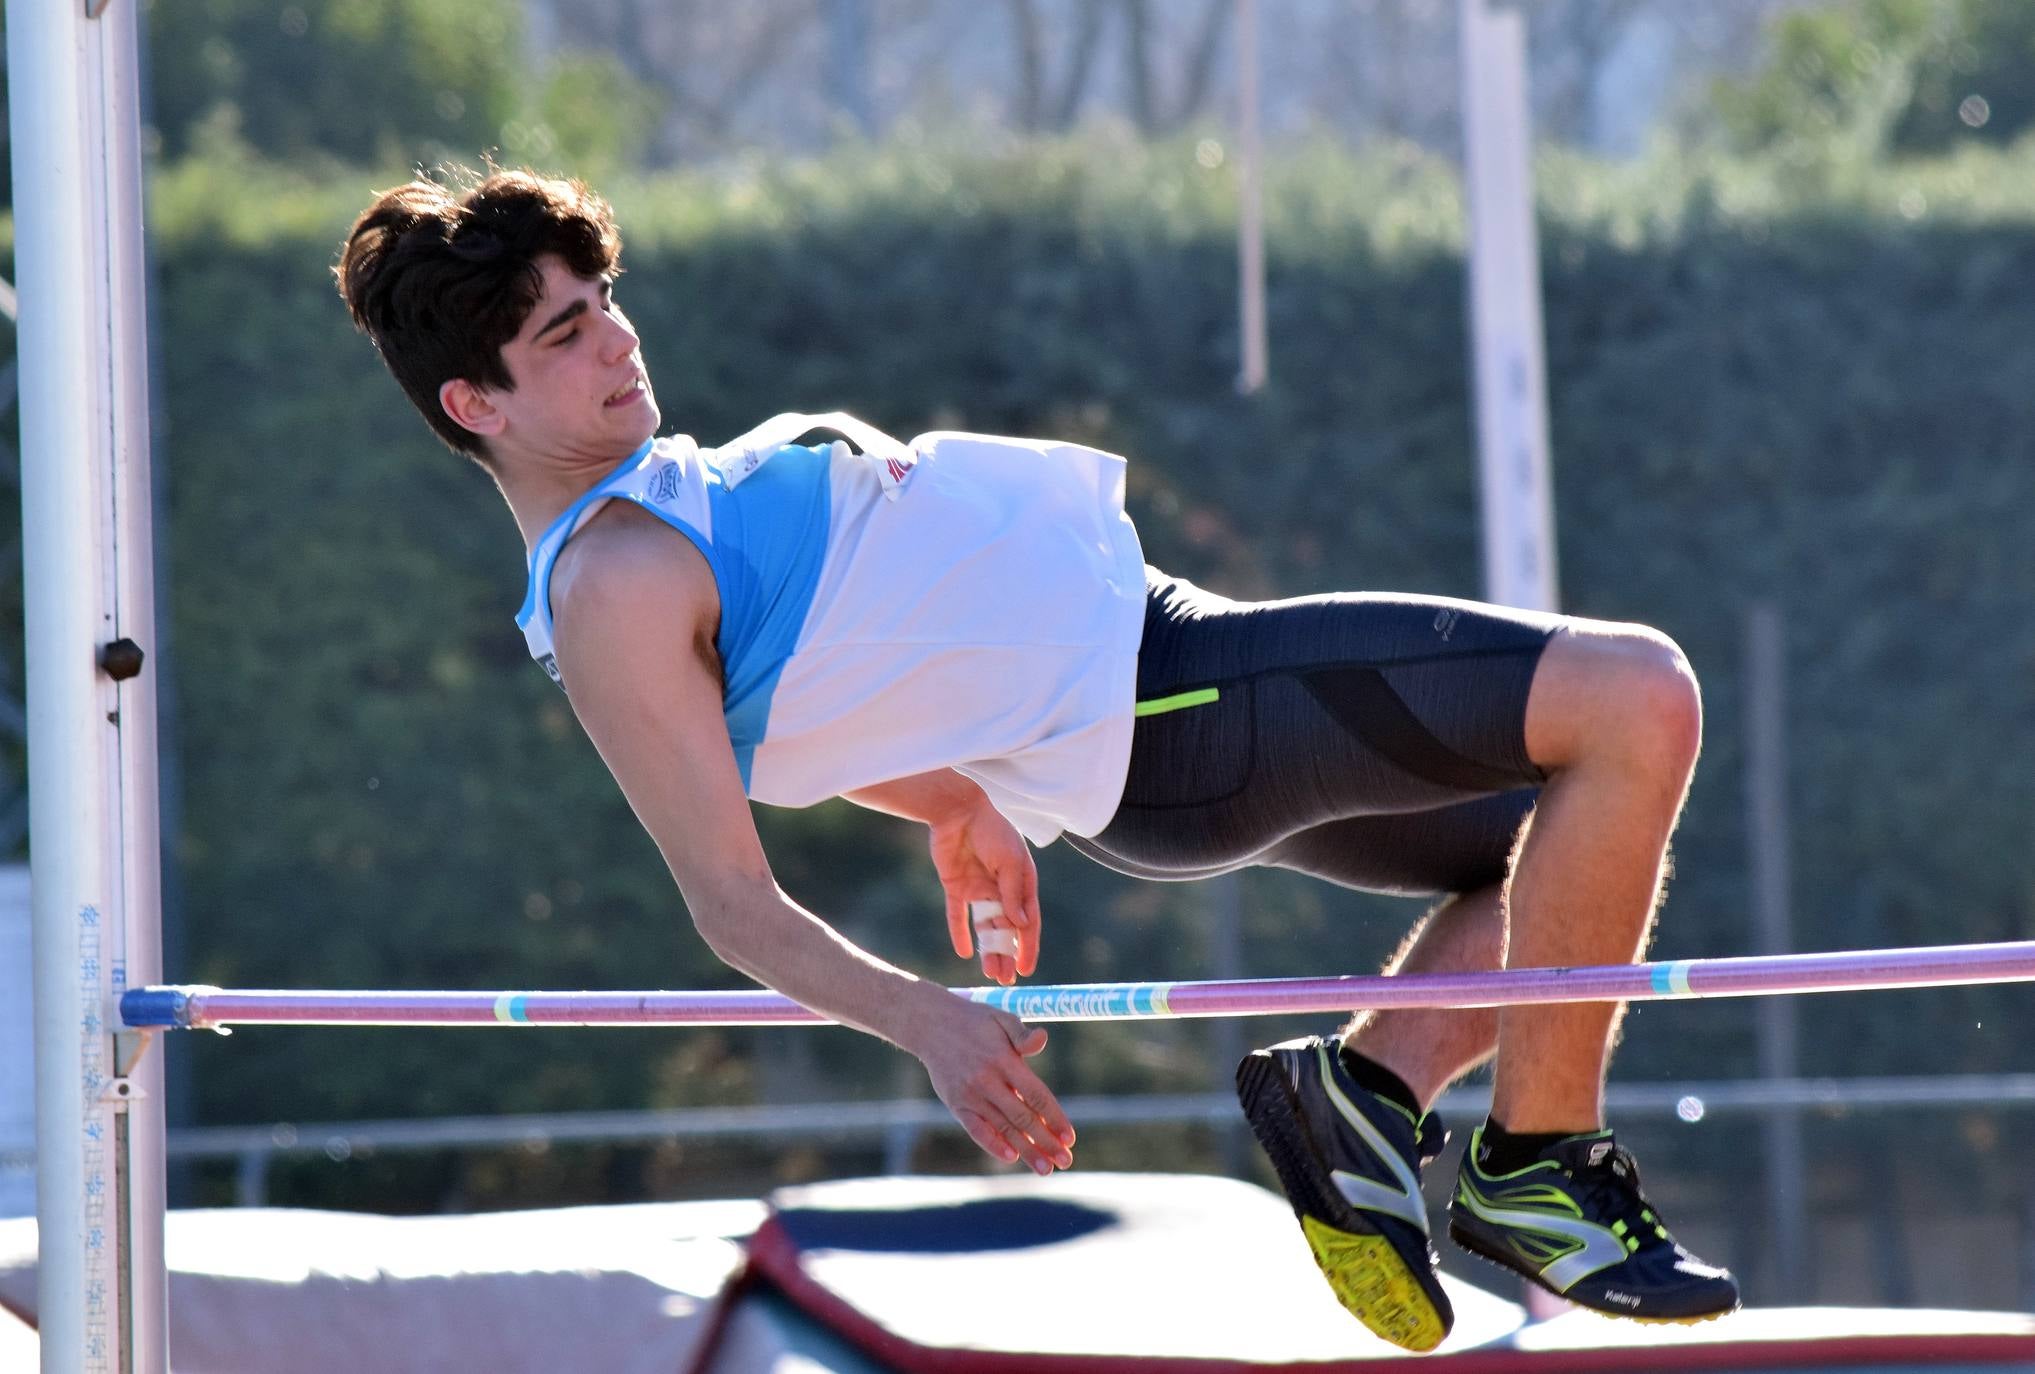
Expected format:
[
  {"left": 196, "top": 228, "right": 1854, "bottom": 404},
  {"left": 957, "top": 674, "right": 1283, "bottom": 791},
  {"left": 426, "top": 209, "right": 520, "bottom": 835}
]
[{"left": 517, "top": 413, "right": 1147, "bottom": 845}]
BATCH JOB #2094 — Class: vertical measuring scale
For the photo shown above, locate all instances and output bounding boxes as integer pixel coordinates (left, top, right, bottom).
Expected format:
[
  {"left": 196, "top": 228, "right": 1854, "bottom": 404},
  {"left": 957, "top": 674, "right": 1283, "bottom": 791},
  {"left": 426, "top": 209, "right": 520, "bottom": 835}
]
[{"left": 12, "top": 0, "right": 170, "bottom": 1369}]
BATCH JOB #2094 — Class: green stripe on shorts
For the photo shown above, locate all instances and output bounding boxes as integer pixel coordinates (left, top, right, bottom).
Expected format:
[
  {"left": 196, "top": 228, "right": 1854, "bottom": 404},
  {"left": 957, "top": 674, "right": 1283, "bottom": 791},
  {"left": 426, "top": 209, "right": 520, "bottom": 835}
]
[{"left": 1134, "top": 686, "right": 1220, "bottom": 718}]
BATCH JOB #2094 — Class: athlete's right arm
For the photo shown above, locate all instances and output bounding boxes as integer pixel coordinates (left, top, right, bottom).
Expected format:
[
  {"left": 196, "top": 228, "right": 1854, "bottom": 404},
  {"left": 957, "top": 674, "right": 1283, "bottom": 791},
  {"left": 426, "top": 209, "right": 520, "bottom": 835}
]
[{"left": 548, "top": 523, "right": 1075, "bottom": 1175}]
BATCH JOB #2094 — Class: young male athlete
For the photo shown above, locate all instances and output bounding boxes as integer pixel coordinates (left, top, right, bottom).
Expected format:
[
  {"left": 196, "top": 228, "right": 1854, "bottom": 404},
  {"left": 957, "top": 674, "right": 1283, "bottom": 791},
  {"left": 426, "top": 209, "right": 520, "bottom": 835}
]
[{"left": 336, "top": 168, "right": 1738, "bottom": 1352}]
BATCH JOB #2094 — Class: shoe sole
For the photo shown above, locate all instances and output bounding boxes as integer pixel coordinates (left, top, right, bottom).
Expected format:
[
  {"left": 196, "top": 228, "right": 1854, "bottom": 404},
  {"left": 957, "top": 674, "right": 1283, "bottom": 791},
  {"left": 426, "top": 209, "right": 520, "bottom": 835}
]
[
  {"left": 1237, "top": 1052, "right": 1448, "bottom": 1353},
  {"left": 1447, "top": 1221, "right": 1739, "bottom": 1325}
]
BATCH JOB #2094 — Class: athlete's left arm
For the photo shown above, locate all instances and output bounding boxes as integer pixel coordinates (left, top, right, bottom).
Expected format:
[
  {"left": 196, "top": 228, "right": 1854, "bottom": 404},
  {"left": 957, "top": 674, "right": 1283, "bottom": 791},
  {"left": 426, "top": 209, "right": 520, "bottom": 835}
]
[{"left": 842, "top": 772, "right": 1042, "bottom": 987}]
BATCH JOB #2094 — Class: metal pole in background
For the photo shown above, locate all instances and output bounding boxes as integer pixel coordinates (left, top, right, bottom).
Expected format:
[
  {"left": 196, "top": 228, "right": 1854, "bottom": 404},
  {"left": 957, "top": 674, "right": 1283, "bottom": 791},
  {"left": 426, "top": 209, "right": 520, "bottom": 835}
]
[
  {"left": 9, "top": 0, "right": 169, "bottom": 1367},
  {"left": 827, "top": 0, "right": 875, "bottom": 136},
  {"left": 1235, "top": 0, "right": 1268, "bottom": 395},
  {"left": 1459, "top": 0, "right": 1557, "bottom": 611},
  {"left": 1746, "top": 603, "right": 1808, "bottom": 1301},
  {"left": 1459, "top": 12, "right": 1569, "bottom": 1318}
]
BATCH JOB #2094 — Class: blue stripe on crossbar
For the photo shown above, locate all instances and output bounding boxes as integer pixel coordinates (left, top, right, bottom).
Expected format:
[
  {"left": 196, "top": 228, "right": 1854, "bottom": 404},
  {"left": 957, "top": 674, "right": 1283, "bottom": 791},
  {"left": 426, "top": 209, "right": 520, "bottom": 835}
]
[
  {"left": 1649, "top": 962, "right": 1692, "bottom": 996},
  {"left": 973, "top": 984, "right": 1166, "bottom": 1019}
]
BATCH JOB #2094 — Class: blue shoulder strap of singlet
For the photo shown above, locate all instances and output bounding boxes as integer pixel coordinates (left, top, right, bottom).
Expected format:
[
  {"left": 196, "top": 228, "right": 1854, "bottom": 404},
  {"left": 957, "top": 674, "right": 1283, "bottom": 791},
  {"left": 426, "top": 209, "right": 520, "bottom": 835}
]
[{"left": 515, "top": 439, "right": 657, "bottom": 683}]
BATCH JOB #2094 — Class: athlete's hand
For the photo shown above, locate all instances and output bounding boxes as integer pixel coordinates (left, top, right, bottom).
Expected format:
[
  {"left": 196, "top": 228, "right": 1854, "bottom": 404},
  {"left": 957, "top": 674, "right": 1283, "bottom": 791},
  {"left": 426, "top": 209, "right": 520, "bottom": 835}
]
[
  {"left": 914, "top": 999, "right": 1075, "bottom": 1174},
  {"left": 927, "top": 798, "right": 1041, "bottom": 986}
]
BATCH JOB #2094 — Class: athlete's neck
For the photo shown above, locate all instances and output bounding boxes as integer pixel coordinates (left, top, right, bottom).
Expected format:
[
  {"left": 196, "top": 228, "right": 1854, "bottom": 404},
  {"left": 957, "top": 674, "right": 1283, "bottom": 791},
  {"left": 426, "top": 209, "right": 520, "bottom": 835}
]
[{"left": 494, "top": 442, "right": 647, "bottom": 555}]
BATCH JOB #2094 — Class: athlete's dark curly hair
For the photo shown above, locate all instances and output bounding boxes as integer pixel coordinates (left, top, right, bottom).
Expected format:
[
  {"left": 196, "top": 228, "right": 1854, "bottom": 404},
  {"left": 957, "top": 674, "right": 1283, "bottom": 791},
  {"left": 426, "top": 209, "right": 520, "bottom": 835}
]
[{"left": 335, "top": 166, "right": 622, "bottom": 462}]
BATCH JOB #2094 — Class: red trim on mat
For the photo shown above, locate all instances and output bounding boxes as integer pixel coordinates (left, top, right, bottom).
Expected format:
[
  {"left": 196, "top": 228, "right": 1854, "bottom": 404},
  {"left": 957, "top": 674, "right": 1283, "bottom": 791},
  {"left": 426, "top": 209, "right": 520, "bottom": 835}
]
[
  {"left": 679, "top": 1260, "right": 756, "bottom": 1374},
  {"left": 1421, "top": 1333, "right": 2035, "bottom": 1372},
  {"left": 745, "top": 1216, "right": 2035, "bottom": 1372},
  {"left": 0, "top": 1289, "right": 35, "bottom": 1333},
  {"left": 747, "top": 1213, "right": 1377, "bottom": 1373}
]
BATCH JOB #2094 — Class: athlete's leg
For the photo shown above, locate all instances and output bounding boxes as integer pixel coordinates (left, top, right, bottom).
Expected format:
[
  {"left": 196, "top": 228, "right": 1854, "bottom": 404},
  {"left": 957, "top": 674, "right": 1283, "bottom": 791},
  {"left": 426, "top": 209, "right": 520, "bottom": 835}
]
[
  {"left": 1076, "top": 575, "right": 1557, "bottom": 1348},
  {"left": 1255, "top": 794, "right": 1531, "bottom": 1110},
  {"left": 1338, "top": 885, "right": 1506, "bottom": 1109},
  {"left": 1071, "top": 818, "right": 1516, "bottom": 1111},
  {"left": 1077, "top": 571, "right": 1555, "bottom": 878},
  {"left": 1494, "top": 622, "right": 1700, "bottom": 1132},
  {"left": 1081, "top": 573, "right": 1728, "bottom": 1332}
]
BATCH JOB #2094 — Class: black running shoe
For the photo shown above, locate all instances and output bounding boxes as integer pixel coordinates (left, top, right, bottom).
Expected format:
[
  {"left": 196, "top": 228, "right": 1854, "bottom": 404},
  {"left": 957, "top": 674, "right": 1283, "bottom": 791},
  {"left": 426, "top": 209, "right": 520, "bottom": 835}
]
[
  {"left": 1448, "top": 1125, "right": 1740, "bottom": 1323},
  {"left": 1236, "top": 1036, "right": 1453, "bottom": 1352}
]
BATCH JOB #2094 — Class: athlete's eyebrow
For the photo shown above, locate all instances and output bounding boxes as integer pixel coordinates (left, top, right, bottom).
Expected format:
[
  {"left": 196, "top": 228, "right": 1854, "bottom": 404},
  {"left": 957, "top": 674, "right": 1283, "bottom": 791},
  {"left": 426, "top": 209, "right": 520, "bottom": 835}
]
[{"left": 530, "top": 298, "right": 588, "bottom": 342}]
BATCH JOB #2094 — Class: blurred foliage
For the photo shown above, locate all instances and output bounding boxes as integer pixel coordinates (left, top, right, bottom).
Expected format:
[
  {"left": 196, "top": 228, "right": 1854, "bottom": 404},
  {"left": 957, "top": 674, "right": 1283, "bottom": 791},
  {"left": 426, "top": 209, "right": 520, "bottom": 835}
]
[
  {"left": 518, "top": 52, "right": 668, "bottom": 182},
  {"left": 1714, "top": 0, "right": 2035, "bottom": 158},
  {"left": 144, "top": 0, "right": 524, "bottom": 167},
  {"left": 140, "top": 0, "right": 662, "bottom": 175},
  {"left": 5, "top": 125, "right": 2014, "bottom": 1306}
]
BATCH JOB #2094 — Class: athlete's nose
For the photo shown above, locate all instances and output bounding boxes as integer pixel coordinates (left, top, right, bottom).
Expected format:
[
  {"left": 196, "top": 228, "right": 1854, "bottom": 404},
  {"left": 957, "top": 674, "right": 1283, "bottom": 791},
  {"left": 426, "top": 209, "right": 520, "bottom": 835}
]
[{"left": 599, "top": 306, "right": 639, "bottom": 364}]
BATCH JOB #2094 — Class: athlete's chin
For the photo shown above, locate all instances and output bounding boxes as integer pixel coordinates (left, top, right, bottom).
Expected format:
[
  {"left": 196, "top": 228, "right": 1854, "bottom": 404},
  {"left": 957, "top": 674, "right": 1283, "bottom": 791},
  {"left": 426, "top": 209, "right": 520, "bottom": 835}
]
[{"left": 606, "top": 392, "right": 660, "bottom": 446}]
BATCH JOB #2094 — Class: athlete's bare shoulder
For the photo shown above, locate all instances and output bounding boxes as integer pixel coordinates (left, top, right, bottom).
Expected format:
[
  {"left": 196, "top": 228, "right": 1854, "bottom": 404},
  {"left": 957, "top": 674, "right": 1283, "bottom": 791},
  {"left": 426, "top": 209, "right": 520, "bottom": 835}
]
[{"left": 550, "top": 500, "right": 720, "bottom": 674}]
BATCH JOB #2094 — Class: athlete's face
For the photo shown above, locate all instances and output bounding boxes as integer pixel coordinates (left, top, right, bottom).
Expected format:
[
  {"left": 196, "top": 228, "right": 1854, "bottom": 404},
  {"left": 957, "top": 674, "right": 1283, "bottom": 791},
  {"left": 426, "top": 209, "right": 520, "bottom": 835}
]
[{"left": 442, "top": 253, "right": 660, "bottom": 464}]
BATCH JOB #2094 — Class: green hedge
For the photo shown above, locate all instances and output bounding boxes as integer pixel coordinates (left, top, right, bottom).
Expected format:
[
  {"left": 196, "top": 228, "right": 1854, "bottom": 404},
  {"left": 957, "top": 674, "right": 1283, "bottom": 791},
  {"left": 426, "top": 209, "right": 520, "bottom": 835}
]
[{"left": 141, "top": 133, "right": 2035, "bottom": 1213}]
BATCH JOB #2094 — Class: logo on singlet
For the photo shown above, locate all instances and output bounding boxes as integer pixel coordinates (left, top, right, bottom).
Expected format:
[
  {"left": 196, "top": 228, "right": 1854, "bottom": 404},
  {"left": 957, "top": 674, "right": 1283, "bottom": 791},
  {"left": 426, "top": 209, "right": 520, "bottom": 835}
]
[
  {"left": 1433, "top": 608, "right": 1461, "bottom": 641},
  {"left": 648, "top": 463, "right": 682, "bottom": 505}
]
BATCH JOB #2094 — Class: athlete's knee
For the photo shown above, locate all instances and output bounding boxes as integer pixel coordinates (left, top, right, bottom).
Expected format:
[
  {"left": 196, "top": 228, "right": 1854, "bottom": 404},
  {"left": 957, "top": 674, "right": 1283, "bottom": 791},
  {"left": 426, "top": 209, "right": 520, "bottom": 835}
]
[
  {"left": 1529, "top": 621, "right": 1702, "bottom": 773},
  {"left": 1609, "top": 626, "right": 1702, "bottom": 766}
]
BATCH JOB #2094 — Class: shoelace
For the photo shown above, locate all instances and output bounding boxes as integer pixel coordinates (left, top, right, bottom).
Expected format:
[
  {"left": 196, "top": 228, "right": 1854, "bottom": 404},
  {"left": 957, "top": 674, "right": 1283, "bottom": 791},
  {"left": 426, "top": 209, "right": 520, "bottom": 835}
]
[{"left": 1565, "top": 1146, "right": 1674, "bottom": 1251}]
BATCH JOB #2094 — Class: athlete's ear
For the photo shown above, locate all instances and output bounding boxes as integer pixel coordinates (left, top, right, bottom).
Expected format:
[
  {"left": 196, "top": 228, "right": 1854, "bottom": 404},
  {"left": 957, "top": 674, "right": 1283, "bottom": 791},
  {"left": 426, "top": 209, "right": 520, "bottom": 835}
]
[{"left": 440, "top": 378, "right": 506, "bottom": 439}]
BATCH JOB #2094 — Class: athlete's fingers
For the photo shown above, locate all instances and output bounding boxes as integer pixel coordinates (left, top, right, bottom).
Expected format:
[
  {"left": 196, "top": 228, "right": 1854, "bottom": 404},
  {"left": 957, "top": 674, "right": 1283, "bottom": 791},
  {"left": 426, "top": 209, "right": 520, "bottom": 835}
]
[
  {"left": 955, "top": 1106, "right": 1019, "bottom": 1164},
  {"left": 1005, "top": 1066, "right": 1082, "bottom": 1148},
  {"left": 957, "top": 1070, "right": 1059, "bottom": 1173},
  {"left": 984, "top": 1086, "right": 1060, "bottom": 1172},
  {"left": 971, "top": 901, "right": 1018, "bottom": 983},
  {"left": 1017, "top": 1082, "right": 1082, "bottom": 1164},
  {"left": 993, "top": 867, "right": 1037, "bottom": 977},
  {"left": 1008, "top": 1071, "right": 1078, "bottom": 1156},
  {"left": 994, "top": 1011, "right": 1047, "bottom": 1058},
  {"left": 992, "top": 870, "right": 1030, "bottom": 929},
  {"left": 946, "top": 890, "right": 972, "bottom": 960},
  {"left": 1019, "top": 863, "right": 1043, "bottom": 977},
  {"left": 980, "top": 1115, "right": 1050, "bottom": 1180}
]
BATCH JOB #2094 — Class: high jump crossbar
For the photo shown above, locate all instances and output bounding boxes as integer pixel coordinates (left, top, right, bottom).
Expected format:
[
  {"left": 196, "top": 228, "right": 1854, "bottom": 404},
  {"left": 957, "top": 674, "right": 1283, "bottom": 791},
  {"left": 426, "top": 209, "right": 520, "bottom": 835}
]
[{"left": 122, "top": 939, "right": 2035, "bottom": 1031}]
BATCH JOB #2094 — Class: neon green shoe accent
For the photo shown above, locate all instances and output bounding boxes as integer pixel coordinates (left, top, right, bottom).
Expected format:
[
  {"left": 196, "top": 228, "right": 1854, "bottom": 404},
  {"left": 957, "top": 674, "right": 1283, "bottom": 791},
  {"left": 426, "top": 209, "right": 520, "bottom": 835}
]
[
  {"left": 1134, "top": 686, "right": 1219, "bottom": 717},
  {"left": 1299, "top": 1215, "right": 1448, "bottom": 1353},
  {"left": 1454, "top": 1172, "right": 1630, "bottom": 1293}
]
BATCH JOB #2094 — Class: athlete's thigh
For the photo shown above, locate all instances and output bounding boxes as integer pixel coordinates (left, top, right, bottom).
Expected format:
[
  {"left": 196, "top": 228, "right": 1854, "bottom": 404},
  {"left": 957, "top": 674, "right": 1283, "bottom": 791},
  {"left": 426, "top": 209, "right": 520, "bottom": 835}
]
[
  {"left": 1079, "top": 570, "right": 1556, "bottom": 883},
  {"left": 1263, "top": 789, "right": 1537, "bottom": 897}
]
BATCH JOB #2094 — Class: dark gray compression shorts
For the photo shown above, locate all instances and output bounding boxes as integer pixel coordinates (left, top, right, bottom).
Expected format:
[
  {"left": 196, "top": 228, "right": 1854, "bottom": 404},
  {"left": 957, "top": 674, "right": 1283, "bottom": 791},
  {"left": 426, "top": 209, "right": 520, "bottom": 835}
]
[{"left": 1065, "top": 569, "right": 1558, "bottom": 897}]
